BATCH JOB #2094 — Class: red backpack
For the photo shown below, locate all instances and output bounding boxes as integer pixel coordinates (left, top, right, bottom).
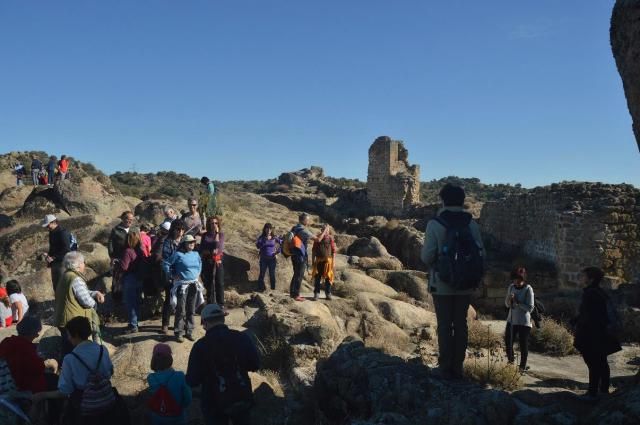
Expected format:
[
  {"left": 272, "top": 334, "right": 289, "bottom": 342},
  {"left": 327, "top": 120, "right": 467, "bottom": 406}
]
[{"left": 147, "top": 373, "right": 182, "bottom": 417}]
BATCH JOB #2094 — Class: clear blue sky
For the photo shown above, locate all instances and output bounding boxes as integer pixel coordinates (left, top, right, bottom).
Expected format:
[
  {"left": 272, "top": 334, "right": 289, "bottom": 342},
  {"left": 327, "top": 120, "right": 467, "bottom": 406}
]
[{"left": 1, "top": 0, "right": 637, "bottom": 187}]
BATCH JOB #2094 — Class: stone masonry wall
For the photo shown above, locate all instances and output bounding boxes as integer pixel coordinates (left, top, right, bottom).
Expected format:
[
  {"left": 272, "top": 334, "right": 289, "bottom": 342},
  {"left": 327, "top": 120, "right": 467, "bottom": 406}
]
[
  {"left": 367, "top": 136, "right": 420, "bottom": 216},
  {"left": 481, "top": 183, "right": 640, "bottom": 288}
]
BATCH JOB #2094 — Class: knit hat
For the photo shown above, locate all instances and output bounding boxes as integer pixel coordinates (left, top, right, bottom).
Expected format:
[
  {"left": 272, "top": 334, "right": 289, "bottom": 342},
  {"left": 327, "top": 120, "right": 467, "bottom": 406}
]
[
  {"left": 152, "top": 343, "right": 172, "bottom": 358},
  {"left": 16, "top": 316, "right": 42, "bottom": 337}
]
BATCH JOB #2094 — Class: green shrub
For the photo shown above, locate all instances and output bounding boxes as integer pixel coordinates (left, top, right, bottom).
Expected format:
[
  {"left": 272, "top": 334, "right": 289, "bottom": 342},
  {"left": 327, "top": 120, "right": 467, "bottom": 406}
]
[{"left": 529, "top": 319, "right": 576, "bottom": 356}]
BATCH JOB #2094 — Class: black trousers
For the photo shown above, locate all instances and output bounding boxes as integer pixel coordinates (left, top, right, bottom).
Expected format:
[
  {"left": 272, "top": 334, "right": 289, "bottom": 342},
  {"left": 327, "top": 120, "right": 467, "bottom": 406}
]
[
  {"left": 432, "top": 294, "right": 470, "bottom": 376},
  {"left": 505, "top": 323, "right": 531, "bottom": 368},
  {"left": 161, "top": 285, "right": 172, "bottom": 328},
  {"left": 289, "top": 256, "right": 306, "bottom": 298},
  {"left": 203, "top": 261, "right": 225, "bottom": 306},
  {"left": 582, "top": 351, "right": 610, "bottom": 395}
]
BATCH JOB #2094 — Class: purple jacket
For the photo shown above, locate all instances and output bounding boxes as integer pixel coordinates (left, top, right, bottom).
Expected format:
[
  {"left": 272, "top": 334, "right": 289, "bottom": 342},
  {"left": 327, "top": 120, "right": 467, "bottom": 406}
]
[
  {"left": 199, "top": 231, "right": 224, "bottom": 256},
  {"left": 256, "top": 235, "right": 282, "bottom": 258}
]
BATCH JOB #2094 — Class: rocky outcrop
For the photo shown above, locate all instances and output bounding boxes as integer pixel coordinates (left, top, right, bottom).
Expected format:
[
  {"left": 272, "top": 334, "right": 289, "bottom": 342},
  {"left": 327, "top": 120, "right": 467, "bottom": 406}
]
[
  {"left": 366, "top": 269, "right": 431, "bottom": 304},
  {"left": 134, "top": 200, "right": 177, "bottom": 226},
  {"left": 346, "top": 237, "right": 404, "bottom": 271},
  {"left": 611, "top": 0, "right": 640, "bottom": 151}
]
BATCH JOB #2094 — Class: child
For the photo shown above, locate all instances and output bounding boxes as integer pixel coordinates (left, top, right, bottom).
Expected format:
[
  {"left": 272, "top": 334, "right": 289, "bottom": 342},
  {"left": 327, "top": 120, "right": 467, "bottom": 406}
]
[
  {"left": 6, "top": 280, "right": 29, "bottom": 324},
  {"left": 147, "top": 343, "right": 192, "bottom": 425}
]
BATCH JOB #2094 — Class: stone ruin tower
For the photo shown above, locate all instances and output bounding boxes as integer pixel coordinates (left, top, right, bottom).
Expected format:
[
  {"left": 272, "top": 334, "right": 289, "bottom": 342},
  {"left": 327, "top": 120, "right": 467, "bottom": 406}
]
[{"left": 367, "top": 136, "right": 421, "bottom": 215}]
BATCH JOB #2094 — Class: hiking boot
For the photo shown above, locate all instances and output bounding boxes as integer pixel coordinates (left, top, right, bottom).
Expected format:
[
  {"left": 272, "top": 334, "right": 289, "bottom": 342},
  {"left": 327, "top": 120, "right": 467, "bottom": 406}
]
[
  {"left": 519, "top": 365, "right": 530, "bottom": 374},
  {"left": 325, "top": 292, "right": 332, "bottom": 300},
  {"left": 185, "top": 334, "right": 196, "bottom": 342},
  {"left": 176, "top": 335, "right": 184, "bottom": 343},
  {"left": 124, "top": 326, "right": 138, "bottom": 335},
  {"left": 313, "top": 292, "right": 319, "bottom": 301},
  {"left": 294, "top": 296, "right": 305, "bottom": 302},
  {"left": 160, "top": 326, "right": 169, "bottom": 335}
]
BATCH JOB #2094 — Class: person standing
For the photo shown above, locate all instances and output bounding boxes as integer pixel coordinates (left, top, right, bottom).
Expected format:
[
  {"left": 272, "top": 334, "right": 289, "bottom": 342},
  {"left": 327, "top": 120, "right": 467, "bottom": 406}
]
[
  {"left": 420, "top": 184, "right": 484, "bottom": 380},
  {"left": 108, "top": 211, "right": 134, "bottom": 300},
  {"left": 160, "top": 220, "right": 186, "bottom": 335},
  {"left": 186, "top": 304, "right": 260, "bottom": 425},
  {"left": 120, "top": 231, "right": 144, "bottom": 334},
  {"left": 57, "top": 155, "right": 70, "bottom": 181},
  {"left": 256, "top": 223, "right": 281, "bottom": 292},
  {"left": 199, "top": 216, "right": 225, "bottom": 307},
  {"left": 47, "top": 155, "right": 57, "bottom": 186},
  {"left": 42, "top": 214, "right": 73, "bottom": 292},
  {"left": 31, "top": 156, "right": 42, "bottom": 186},
  {"left": 504, "top": 267, "right": 534, "bottom": 372},
  {"left": 289, "top": 213, "right": 316, "bottom": 302},
  {"left": 14, "top": 161, "right": 26, "bottom": 186},
  {"left": 573, "top": 267, "right": 622, "bottom": 401},
  {"left": 181, "top": 198, "right": 204, "bottom": 238},
  {"left": 311, "top": 224, "right": 336, "bottom": 301},
  {"left": 163, "top": 235, "right": 203, "bottom": 343},
  {"left": 199, "top": 177, "right": 218, "bottom": 221}
]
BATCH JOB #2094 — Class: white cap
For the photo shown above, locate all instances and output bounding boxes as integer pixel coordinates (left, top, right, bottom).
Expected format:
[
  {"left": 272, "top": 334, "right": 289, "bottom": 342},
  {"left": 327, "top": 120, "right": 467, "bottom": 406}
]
[
  {"left": 41, "top": 214, "right": 57, "bottom": 227},
  {"left": 160, "top": 222, "right": 171, "bottom": 232}
]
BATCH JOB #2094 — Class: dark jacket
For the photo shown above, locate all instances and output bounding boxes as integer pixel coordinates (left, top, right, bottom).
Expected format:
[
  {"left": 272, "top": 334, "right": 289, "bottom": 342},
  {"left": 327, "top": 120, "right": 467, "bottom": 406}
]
[
  {"left": 0, "top": 335, "right": 46, "bottom": 393},
  {"left": 108, "top": 225, "right": 128, "bottom": 259},
  {"left": 186, "top": 324, "right": 260, "bottom": 408},
  {"left": 48, "top": 226, "right": 72, "bottom": 264},
  {"left": 574, "top": 284, "right": 622, "bottom": 356}
]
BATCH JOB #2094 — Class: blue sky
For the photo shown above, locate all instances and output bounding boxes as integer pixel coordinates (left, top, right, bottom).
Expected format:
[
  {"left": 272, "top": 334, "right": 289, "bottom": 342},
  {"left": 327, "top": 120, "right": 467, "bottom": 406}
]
[{"left": 0, "top": 0, "right": 637, "bottom": 187}]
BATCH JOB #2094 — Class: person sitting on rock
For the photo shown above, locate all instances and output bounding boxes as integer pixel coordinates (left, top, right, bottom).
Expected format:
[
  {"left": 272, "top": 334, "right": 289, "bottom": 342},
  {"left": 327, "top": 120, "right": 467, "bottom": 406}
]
[
  {"left": 311, "top": 224, "right": 336, "bottom": 301},
  {"left": 6, "top": 280, "right": 29, "bottom": 325},
  {"left": 108, "top": 211, "right": 135, "bottom": 300},
  {"left": 256, "top": 223, "right": 282, "bottom": 292},
  {"left": 504, "top": 266, "right": 534, "bottom": 373},
  {"left": 147, "top": 343, "right": 192, "bottom": 425},
  {"left": 42, "top": 214, "right": 73, "bottom": 292},
  {"left": 163, "top": 234, "right": 204, "bottom": 343},
  {"left": 120, "top": 230, "right": 145, "bottom": 334},
  {"left": 420, "top": 183, "right": 484, "bottom": 380},
  {"left": 53, "top": 251, "right": 105, "bottom": 357},
  {"left": 289, "top": 213, "right": 317, "bottom": 302},
  {"left": 572, "top": 267, "right": 622, "bottom": 401},
  {"left": 0, "top": 316, "right": 47, "bottom": 394},
  {"left": 199, "top": 216, "right": 225, "bottom": 307},
  {"left": 186, "top": 304, "right": 260, "bottom": 425}
]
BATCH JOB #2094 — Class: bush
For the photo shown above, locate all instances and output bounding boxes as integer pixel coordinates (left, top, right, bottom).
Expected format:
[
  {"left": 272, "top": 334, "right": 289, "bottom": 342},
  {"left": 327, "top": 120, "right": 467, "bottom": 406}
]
[
  {"left": 620, "top": 307, "right": 640, "bottom": 343},
  {"left": 464, "top": 355, "right": 521, "bottom": 390},
  {"left": 529, "top": 319, "right": 576, "bottom": 356},
  {"left": 468, "top": 320, "right": 502, "bottom": 350}
]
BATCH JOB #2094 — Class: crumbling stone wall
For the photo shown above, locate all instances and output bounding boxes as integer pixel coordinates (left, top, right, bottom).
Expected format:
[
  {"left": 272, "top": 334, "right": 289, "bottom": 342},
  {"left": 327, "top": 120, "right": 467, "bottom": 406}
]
[
  {"left": 367, "top": 136, "right": 420, "bottom": 215},
  {"left": 481, "top": 183, "right": 640, "bottom": 287}
]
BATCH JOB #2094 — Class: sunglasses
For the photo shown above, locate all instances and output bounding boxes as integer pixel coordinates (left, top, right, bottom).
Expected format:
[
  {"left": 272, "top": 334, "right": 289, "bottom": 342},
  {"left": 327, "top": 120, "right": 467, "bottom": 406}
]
[
  {"left": 212, "top": 221, "right": 219, "bottom": 225},
  {"left": 190, "top": 204, "right": 197, "bottom": 207}
]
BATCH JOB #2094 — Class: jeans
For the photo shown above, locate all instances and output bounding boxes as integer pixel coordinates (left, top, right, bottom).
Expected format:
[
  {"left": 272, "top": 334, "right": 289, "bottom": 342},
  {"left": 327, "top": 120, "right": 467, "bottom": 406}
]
[
  {"left": 582, "top": 352, "right": 610, "bottom": 395},
  {"left": 123, "top": 273, "right": 142, "bottom": 329},
  {"left": 32, "top": 170, "right": 39, "bottom": 185},
  {"left": 290, "top": 256, "right": 306, "bottom": 298},
  {"left": 258, "top": 257, "right": 277, "bottom": 290},
  {"left": 48, "top": 170, "right": 55, "bottom": 185},
  {"left": 432, "top": 294, "right": 471, "bottom": 376},
  {"left": 505, "top": 323, "right": 531, "bottom": 368},
  {"left": 174, "top": 283, "right": 197, "bottom": 337},
  {"left": 203, "top": 261, "right": 225, "bottom": 306}
]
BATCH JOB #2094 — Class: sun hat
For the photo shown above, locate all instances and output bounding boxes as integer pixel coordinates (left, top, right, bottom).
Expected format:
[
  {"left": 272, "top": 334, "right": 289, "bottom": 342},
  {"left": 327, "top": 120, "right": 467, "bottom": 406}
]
[{"left": 181, "top": 234, "right": 196, "bottom": 244}]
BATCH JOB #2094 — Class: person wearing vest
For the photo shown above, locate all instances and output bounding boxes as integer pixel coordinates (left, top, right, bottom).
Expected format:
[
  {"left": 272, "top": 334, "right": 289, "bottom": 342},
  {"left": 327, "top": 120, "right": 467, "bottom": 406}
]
[
  {"left": 421, "top": 184, "right": 484, "bottom": 380},
  {"left": 311, "top": 224, "right": 336, "bottom": 301},
  {"left": 54, "top": 252, "right": 105, "bottom": 359}
]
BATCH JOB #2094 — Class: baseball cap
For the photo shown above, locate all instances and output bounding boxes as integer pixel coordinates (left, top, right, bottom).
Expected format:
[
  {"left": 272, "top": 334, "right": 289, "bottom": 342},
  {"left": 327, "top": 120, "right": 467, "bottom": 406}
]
[
  {"left": 201, "top": 304, "right": 226, "bottom": 321},
  {"left": 181, "top": 235, "right": 196, "bottom": 244},
  {"left": 41, "top": 214, "right": 57, "bottom": 227}
]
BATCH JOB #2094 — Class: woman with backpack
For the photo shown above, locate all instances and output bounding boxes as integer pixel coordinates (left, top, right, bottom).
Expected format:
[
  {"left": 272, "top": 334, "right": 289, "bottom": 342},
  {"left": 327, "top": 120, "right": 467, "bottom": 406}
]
[
  {"left": 199, "top": 216, "right": 225, "bottom": 307},
  {"left": 504, "top": 267, "right": 534, "bottom": 373},
  {"left": 120, "top": 230, "right": 144, "bottom": 334},
  {"left": 256, "top": 223, "right": 282, "bottom": 292},
  {"left": 147, "top": 343, "right": 192, "bottom": 425},
  {"left": 311, "top": 225, "right": 336, "bottom": 301},
  {"left": 572, "top": 266, "right": 622, "bottom": 401}
]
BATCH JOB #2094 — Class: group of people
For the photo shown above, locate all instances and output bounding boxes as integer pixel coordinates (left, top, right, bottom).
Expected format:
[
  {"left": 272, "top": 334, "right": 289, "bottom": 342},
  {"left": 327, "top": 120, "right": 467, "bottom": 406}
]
[
  {"left": 12, "top": 155, "right": 70, "bottom": 187},
  {"left": 422, "top": 183, "right": 623, "bottom": 401}
]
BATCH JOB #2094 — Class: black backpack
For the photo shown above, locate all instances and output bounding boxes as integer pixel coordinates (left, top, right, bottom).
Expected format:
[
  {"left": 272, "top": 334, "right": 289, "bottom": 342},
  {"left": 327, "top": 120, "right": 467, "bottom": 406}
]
[
  {"left": 434, "top": 216, "right": 484, "bottom": 290},
  {"left": 207, "top": 335, "right": 253, "bottom": 414},
  {"left": 531, "top": 297, "right": 545, "bottom": 329}
]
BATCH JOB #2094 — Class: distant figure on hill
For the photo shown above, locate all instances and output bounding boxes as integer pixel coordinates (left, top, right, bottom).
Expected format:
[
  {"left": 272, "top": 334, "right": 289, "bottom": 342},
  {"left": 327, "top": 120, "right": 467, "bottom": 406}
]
[
  {"left": 186, "top": 304, "right": 260, "bottom": 425},
  {"left": 13, "top": 161, "right": 26, "bottom": 186},
  {"left": 199, "top": 177, "right": 219, "bottom": 221},
  {"left": 255, "top": 223, "right": 282, "bottom": 292},
  {"left": 42, "top": 214, "right": 74, "bottom": 292},
  {"left": 199, "top": 216, "right": 225, "bottom": 307},
  {"left": 30, "top": 156, "right": 42, "bottom": 186},
  {"left": 504, "top": 267, "right": 534, "bottom": 372},
  {"left": 47, "top": 155, "right": 57, "bottom": 186},
  {"left": 311, "top": 224, "right": 336, "bottom": 301},
  {"left": 572, "top": 266, "right": 622, "bottom": 402},
  {"left": 163, "top": 234, "right": 204, "bottom": 343},
  {"left": 57, "top": 155, "right": 70, "bottom": 181},
  {"left": 287, "top": 213, "right": 317, "bottom": 302},
  {"left": 181, "top": 198, "right": 204, "bottom": 239},
  {"left": 146, "top": 343, "right": 192, "bottom": 425},
  {"left": 108, "top": 211, "right": 135, "bottom": 300},
  {"left": 38, "top": 165, "right": 48, "bottom": 185},
  {"left": 421, "top": 183, "right": 484, "bottom": 380}
]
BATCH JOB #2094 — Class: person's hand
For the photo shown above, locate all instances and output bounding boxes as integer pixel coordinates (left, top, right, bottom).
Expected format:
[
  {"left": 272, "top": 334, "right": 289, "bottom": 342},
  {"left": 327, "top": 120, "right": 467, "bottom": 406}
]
[
  {"left": 45, "top": 255, "right": 54, "bottom": 264},
  {"left": 95, "top": 292, "right": 105, "bottom": 304},
  {"left": 509, "top": 293, "right": 515, "bottom": 305}
]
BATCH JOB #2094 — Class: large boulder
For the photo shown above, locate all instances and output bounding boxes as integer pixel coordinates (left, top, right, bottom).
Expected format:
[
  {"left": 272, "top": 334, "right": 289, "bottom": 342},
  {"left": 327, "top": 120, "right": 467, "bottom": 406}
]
[
  {"left": 611, "top": 0, "right": 640, "bottom": 151},
  {"left": 0, "top": 185, "right": 33, "bottom": 213},
  {"left": 366, "top": 269, "right": 431, "bottom": 304},
  {"left": 333, "top": 270, "right": 398, "bottom": 298},
  {"left": 134, "top": 200, "right": 178, "bottom": 226},
  {"left": 347, "top": 236, "right": 390, "bottom": 258}
]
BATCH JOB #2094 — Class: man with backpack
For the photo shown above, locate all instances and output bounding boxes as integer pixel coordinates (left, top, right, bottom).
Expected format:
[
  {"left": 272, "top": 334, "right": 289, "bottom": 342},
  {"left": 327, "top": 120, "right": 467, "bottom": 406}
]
[
  {"left": 421, "top": 184, "right": 484, "bottom": 380},
  {"left": 286, "top": 213, "right": 316, "bottom": 301},
  {"left": 42, "top": 214, "right": 75, "bottom": 292},
  {"left": 186, "top": 304, "right": 260, "bottom": 425}
]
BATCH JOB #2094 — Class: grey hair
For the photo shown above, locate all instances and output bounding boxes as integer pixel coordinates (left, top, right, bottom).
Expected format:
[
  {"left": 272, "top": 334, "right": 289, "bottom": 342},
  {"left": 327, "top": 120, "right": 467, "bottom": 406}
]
[
  {"left": 63, "top": 251, "right": 85, "bottom": 272},
  {"left": 163, "top": 205, "right": 175, "bottom": 215}
]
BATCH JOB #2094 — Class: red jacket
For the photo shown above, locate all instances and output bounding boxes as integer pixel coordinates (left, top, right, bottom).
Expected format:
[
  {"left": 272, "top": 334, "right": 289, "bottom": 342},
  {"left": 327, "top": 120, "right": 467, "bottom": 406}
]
[{"left": 0, "top": 335, "right": 46, "bottom": 393}]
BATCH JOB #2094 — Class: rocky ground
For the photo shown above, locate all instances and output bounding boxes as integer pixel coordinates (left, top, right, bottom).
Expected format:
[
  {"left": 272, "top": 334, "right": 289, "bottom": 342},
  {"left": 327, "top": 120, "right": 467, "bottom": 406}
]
[{"left": 1, "top": 153, "right": 639, "bottom": 424}]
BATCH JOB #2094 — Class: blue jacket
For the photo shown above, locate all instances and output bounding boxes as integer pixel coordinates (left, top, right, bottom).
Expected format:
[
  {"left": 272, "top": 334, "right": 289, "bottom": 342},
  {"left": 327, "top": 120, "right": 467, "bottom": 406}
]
[
  {"left": 147, "top": 369, "right": 192, "bottom": 425},
  {"left": 163, "top": 250, "right": 202, "bottom": 281}
]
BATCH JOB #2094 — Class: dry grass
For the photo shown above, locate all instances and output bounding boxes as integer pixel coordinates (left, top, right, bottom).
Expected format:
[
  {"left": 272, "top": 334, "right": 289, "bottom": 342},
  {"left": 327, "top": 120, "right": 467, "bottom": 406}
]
[
  {"left": 530, "top": 319, "right": 576, "bottom": 356},
  {"left": 467, "top": 320, "right": 502, "bottom": 350},
  {"left": 255, "top": 334, "right": 293, "bottom": 372},
  {"left": 464, "top": 354, "right": 521, "bottom": 391}
]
